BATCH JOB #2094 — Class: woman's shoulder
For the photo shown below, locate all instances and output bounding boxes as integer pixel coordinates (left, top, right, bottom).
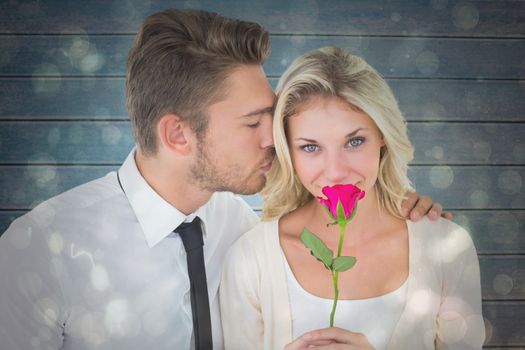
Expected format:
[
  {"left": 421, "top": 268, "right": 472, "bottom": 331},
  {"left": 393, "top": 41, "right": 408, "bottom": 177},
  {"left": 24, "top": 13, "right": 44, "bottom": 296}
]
[
  {"left": 227, "top": 219, "right": 280, "bottom": 257},
  {"left": 409, "top": 216, "right": 471, "bottom": 239},
  {"left": 408, "top": 216, "right": 477, "bottom": 260}
]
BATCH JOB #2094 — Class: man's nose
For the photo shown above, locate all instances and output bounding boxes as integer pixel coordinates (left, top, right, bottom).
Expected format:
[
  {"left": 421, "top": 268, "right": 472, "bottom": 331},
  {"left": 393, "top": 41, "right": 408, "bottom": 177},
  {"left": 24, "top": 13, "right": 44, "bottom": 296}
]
[{"left": 260, "top": 115, "right": 274, "bottom": 149}]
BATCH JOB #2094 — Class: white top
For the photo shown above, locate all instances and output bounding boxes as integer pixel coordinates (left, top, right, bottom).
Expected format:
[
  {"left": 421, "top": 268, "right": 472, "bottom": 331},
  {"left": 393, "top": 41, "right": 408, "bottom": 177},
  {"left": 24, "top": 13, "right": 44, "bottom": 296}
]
[
  {"left": 220, "top": 218, "right": 485, "bottom": 350},
  {"left": 283, "top": 255, "right": 408, "bottom": 350},
  {"left": 0, "top": 149, "right": 259, "bottom": 350}
]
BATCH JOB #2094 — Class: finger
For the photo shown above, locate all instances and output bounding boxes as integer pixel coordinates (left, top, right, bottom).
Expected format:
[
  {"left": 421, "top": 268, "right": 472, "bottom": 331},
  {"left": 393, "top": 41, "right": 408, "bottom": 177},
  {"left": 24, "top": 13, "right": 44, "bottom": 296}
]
[
  {"left": 427, "top": 202, "right": 442, "bottom": 221},
  {"left": 311, "top": 344, "right": 362, "bottom": 350},
  {"left": 285, "top": 332, "right": 334, "bottom": 350},
  {"left": 283, "top": 335, "right": 312, "bottom": 350},
  {"left": 311, "top": 337, "right": 373, "bottom": 350},
  {"left": 410, "top": 195, "right": 433, "bottom": 221},
  {"left": 442, "top": 211, "right": 453, "bottom": 220},
  {"left": 305, "top": 327, "right": 367, "bottom": 345},
  {"left": 400, "top": 190, "right": 418, "bottom": 217}
]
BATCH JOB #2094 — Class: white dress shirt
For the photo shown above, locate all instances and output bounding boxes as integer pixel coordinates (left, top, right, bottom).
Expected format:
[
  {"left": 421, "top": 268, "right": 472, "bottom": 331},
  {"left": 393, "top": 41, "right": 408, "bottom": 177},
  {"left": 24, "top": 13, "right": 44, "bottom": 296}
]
[{"left": 0, "top": 150, "right": 259, "bottom": 350}]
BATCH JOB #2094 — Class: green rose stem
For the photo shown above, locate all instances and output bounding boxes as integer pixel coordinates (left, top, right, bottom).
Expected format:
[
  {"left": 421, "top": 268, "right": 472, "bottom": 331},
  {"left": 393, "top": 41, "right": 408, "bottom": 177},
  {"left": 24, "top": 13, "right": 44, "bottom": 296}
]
[
  {"left": 300, "top": 184, "right": 363, "bottom": 328},
  {"left": 330, "top": 220, "right": 347, "bottom": 327}
]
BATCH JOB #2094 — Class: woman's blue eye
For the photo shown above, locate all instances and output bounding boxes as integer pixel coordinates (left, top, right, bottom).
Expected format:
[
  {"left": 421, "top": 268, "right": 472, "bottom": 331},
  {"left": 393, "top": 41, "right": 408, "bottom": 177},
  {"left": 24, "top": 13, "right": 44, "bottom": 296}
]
[
  {"left": 302, "top": 144, "right": 318, "bottom": 153},
  {"left": 348, "top": 137, "right": 364, "bottom": 148}
]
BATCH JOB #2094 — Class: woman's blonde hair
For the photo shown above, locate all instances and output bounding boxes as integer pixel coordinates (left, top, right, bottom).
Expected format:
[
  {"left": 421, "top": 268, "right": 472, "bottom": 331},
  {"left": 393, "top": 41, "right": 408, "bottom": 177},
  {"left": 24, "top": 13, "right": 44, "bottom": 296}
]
[{"left": 262, "top": 47, "right": 414, "bottom": 220}]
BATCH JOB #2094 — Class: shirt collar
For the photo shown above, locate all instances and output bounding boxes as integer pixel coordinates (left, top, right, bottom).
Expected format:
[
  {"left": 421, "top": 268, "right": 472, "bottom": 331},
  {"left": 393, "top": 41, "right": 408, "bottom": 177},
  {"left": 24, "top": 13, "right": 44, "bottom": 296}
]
[{"left": 118, "top": 149, "right": 209, "bottom": 248}]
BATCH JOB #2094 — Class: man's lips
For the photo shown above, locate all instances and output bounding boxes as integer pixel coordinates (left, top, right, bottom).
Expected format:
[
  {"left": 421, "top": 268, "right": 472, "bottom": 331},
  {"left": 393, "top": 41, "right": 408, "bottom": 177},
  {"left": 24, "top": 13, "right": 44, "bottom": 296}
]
[{"left": 260, "top": 162, "right": 273, "bottom": 172}]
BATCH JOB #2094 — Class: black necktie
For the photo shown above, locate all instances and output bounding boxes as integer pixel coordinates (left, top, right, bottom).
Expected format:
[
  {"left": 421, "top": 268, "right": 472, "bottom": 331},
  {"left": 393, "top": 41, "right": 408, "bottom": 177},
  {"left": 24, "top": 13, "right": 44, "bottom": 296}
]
[{"left": 175, "top": 217, "right": 213, "bottom": 349}]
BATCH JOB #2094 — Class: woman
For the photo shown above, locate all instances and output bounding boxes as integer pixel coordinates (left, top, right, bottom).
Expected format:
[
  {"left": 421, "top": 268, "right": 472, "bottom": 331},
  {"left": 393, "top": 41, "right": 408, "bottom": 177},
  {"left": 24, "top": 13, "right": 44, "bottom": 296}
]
[{"left": 220, "top": 47, "right": 484, "bottom": 349}]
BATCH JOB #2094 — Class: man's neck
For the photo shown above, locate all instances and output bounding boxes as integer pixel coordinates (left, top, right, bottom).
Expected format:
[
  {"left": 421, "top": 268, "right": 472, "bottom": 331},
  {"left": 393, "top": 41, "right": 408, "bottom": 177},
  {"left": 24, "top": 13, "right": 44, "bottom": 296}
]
[{"left": 135, "top": 150, "right": 212, "bottom": 215}]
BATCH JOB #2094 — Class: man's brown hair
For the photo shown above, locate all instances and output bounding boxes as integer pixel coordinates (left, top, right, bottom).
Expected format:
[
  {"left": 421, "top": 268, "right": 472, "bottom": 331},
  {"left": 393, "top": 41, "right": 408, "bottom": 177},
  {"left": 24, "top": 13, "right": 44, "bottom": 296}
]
[{"left": 126, "top": 8, "right": 270, "bottom": 155}]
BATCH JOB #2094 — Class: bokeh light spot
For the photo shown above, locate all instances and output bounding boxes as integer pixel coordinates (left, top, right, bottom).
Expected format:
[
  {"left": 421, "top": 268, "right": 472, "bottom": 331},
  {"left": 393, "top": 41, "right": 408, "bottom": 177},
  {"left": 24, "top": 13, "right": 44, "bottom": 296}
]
[
  {"left": 469, "top": 190, "right": 489, "bottom": 208},
  {"left": 452, "top": 2, "right": 480, "bottom": 30},
  {"left": 101, "top": 125, "right": 123, "bottom": 145},
  {"left": 472, "top": 141, "right": 492, "bottom": 161},
  {"left": 492, "top": 274, "right": 514, "bottom": 296},
  {"left": 79, "top": 50, "right": 106, "bottom": 73},
  {"left": 32, "top": 64, "right": 62, "bottom": 96},
  {"left": 391, "top": 12, "right": 401, "bottom": 22},
  {"left": 438, "top": 311, "right": 467, "bottom": 344},
  {"left": 91, "top": 264, "right": 110, "bottom": 291},
  {"left": 416, "top": 51, "right": 440, "bottom": 75},
  {"left": 513, "top": 143, "right": 525, "bottom": 162},
  {"left": 429, "top": 166, "right": 454, "bottom": 189},
  {"left": 432, "top": 146, "right": 444, "bottom": 160},
  {"left": 67, "top": 124, "right": 86, "bottom": 145},
  {"left": 48, "top": 232, "right": 64, "bottom": 255},
  {"left": 104, "top": 299, "right": 141, "bottom": 338},
  {"left": 497, "top": 170, "right": 522, "bottom": 195},
  {"left": 80, "top": 312, "right": 108, "bottom": 345},
  {"left": 34, "top": 298, "right": 59, "bottom": 326},
  {"left": 432, "top": 0, "right": 448, "bottom": 10}
]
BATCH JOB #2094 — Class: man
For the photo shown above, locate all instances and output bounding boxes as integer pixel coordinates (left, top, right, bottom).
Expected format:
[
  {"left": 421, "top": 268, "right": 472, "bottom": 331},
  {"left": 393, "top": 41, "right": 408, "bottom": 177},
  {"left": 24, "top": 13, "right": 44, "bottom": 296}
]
[{"left": 0, "top": 8, "right": 444, "bottom": 350}]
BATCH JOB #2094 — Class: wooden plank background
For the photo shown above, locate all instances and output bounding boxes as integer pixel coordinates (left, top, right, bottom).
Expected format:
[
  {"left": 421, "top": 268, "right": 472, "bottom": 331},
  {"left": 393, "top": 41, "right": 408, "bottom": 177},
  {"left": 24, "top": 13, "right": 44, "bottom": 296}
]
[{"left": 0, "top": 0, "right": 523, "bottom": 347}]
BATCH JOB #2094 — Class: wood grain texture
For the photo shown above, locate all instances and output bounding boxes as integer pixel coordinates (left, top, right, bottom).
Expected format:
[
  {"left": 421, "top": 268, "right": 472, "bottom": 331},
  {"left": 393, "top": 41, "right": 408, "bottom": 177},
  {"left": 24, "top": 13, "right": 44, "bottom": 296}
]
[
  {"left": 2, "top": 35, "right": 524, "bottom": 79},
  {"left": 2, "top": 78, "right": 524, "bottom": 122},
  {"left": 0, "top": 1, "right": 523, "bottom": 36},
  {"left": 453, "top": 211, "right": 525, "bottom": 255},
  {"left": 483, "top": 302, "right": 525, "bottom": 346},
  {"left": 480, "top": 256, "right": 525, "bottom": 300}
]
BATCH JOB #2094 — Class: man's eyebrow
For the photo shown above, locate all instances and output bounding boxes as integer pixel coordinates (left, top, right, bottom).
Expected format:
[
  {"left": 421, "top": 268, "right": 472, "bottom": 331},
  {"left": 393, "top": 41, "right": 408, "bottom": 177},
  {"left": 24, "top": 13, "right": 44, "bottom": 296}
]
[{"left": 240, "top": 106, "right": 274, "bottom": 118}]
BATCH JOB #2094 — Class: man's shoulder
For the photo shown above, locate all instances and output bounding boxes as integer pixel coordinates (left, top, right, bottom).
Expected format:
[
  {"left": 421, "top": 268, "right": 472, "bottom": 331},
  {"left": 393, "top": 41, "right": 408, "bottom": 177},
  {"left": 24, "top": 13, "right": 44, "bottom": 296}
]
[
  {"left": 206, "top": 192, "right": 258, "bottom": 223},
  {"left": 207, "top": 191, "right": 255, "bottom": 210},
  {"left": 11, "top": 171, "right": 122, "bottom": 230}
]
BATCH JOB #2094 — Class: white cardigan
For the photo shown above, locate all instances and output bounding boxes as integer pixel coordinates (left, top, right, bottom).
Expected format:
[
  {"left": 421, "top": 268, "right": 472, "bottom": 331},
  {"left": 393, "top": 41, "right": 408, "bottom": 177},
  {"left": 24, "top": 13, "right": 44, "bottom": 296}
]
[{"left": 220, "top": 217, "right": 485, "bottom": 349}]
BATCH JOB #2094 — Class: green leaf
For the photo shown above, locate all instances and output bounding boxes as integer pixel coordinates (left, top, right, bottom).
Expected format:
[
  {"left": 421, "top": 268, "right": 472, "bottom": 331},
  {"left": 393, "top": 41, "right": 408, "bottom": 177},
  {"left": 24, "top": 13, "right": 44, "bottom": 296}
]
[
  {"left": 348, "top": 199, "right": 360, "bottom": 221},
  {"left": 321, "top": 205, "right": 337, "bottom": 223},
  {"left": 336, "top": 200, "right": 346, "bottom": 221},
  {"left": 332, "top": 256, "right": 357, "bottom": 272},
  {"left": 300, "top": 228, "right": 333, "bottom": 270}
]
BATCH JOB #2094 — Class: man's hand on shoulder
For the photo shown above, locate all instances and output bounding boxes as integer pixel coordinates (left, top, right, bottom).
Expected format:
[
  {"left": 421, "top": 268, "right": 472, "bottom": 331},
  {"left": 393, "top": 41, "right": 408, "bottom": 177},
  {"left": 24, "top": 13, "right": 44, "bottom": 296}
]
[{"left": 401, "top": 190, "right": 453, "bottom": 222}]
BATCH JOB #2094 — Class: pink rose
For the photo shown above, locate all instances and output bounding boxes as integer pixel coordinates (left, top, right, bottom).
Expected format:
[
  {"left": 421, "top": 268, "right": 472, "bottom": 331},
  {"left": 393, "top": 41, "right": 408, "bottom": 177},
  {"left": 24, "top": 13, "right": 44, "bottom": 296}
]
[{"left": 317, "top": 184, "right": 365, "bottom": 221}]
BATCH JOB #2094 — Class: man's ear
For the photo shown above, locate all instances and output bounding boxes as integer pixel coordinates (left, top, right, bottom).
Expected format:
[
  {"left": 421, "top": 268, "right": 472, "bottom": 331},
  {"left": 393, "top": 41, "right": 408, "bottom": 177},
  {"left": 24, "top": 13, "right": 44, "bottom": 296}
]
[{"left": 157, "top": 114, "right": 192, "bottom": 156}]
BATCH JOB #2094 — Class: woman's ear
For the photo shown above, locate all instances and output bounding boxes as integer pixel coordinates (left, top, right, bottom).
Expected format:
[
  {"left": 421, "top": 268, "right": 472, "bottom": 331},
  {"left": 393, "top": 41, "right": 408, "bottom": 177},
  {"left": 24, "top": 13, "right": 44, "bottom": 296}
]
[
  {"left": 379, "top": 132, "right": 386, "bottom": 147},
  {"left": 157, "top": 114, "right": 192, "bottom": 156}
]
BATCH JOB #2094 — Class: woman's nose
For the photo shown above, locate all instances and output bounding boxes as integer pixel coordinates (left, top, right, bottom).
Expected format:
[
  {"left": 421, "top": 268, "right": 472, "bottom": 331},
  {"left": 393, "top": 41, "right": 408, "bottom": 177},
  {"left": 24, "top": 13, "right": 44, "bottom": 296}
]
[{"left": 324, "top": 152, "right": 348, "bottom": 184}]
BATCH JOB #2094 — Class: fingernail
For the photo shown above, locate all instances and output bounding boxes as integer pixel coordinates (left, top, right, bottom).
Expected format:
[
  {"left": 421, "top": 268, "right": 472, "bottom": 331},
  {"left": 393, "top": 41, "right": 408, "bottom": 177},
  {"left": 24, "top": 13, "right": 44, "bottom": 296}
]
[{"left": 412, "top": 211, "right": 420, "bottom": 220}]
